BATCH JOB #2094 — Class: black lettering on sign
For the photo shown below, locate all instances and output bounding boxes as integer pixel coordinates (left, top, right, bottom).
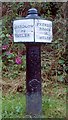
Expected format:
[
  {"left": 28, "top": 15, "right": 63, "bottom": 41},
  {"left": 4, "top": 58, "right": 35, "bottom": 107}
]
[
  {"left": 37, "top": 22, "right": 52, "bottom": 27},
  {"left": 14, "top": 25, "right": 34, "bottom": 29},
  {"left": 44, "top": 32, "right": 49, "bottom": 35},
  {"left": 39, "top": 36, "right": 51, "bottom": 40},
  {"left": 21, "top": 30, "right": 25, "bottom": 32},
  {"left": 39, "top": 27, "right": 50, "bottom": 32},
  {"left": 15, "top": 33, "right": 30, "bottom": 37}
]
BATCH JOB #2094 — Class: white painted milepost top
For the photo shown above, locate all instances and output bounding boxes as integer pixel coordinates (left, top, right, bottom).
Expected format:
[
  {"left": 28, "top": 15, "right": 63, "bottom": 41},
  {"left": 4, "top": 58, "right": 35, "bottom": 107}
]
[
  {"left": 13, "top": 19, "right": 52, "bottom": 43},
  {"left": 13, "top": 19, "right": 34, "bottom": 42},
  {"left": 35, "top": 19, "right": 52, "bottom": 43}
]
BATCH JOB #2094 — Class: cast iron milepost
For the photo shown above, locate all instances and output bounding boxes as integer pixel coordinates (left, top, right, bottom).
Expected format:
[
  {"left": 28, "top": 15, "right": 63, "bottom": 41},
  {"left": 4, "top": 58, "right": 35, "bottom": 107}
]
[
  {"left": 13, "top": 7, "right": 52, "bottom": 118},
  {"left": 25, "top": 8, "right": 42, "bottom": 117}
]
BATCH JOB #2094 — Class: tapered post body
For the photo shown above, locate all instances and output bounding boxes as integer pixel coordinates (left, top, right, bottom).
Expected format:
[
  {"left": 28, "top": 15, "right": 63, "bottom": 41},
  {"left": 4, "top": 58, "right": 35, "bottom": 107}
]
[{"left": 26, "top": 44, "right": 42, "bottom": 117}]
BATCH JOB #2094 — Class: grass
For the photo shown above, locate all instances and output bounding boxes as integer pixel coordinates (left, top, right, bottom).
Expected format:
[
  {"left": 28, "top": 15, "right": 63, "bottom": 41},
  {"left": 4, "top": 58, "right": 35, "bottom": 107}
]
[
  {"left": 2, "top": 93, "right": 26, "bottom": 118},
  {"left": 2, "top": 90, "right": 66, "bottom": 119},
  {"left": 42, "top": 96, "right": 66, "bottom": 118}
]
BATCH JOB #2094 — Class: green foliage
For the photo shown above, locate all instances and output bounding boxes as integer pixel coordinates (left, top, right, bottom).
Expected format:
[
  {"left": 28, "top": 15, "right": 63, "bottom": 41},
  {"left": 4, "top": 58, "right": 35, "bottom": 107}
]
[
  {"left": 58, "top": 59, "right": 65, "bottom": 65},
  {"left": 42, "top": 96, "right": 66, "bottom": 118},
  {"left": 1, "top": 2, "right": 67, "bottom": 119},
  {"left": 2, "top": 2, "right": 54, "bottom": 79},
  {"left": 2, "top": 88, "right": 66, "bottom": 118},
  {"left": 2, "top": 2, "right": 67, "bottom": 83},
  {"left": 2, "top": 93, "right": 26, "bottom": 118}
]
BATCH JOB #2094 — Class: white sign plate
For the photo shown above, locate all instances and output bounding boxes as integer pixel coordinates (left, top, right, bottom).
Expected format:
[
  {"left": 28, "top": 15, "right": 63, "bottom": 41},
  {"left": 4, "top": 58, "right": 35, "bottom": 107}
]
[
  {"left": 13, "top": 19, "right": 34, "bottom": 42},
  {"left": 35, "top": 19, "right": 52, "bottom": 43},
  {"left": 13, "top": 19, "right": 52, "bottom": 43}
]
